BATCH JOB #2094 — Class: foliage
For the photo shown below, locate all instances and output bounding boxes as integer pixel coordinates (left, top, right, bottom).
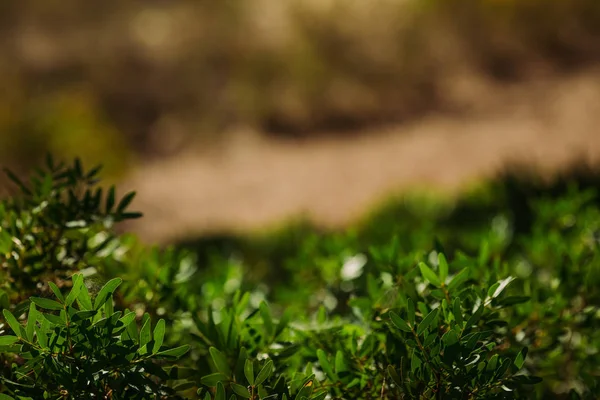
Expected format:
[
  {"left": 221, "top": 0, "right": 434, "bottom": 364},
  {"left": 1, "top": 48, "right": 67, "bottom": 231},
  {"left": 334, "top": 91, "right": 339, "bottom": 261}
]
[
  {"left": 2, "top": 158, "right": 600, "bottom": 399},
  {"left": 0, "top": 274, "right": 190, "bottom": 399}
]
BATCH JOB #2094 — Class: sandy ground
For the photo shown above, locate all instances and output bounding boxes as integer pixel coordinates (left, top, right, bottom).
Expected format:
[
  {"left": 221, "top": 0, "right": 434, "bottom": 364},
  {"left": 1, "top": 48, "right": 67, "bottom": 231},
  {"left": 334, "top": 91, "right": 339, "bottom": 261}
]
[{"left": 122, "top": 68, "right": 600, "bottom": 244}]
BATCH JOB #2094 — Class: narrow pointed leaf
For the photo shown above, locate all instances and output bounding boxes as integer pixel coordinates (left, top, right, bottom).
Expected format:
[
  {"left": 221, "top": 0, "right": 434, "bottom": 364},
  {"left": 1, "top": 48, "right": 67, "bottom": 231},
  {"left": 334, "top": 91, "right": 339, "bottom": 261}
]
[
  {"left": 3, "top": 309, "right": 23, "bottom": 337},
  {"left": 47, "top": 282, "right": 65, "bottom": 302},
  {"left": 152, "top": 319, "right": 166, "bottom": 354},
  {"left": 255, "top": 360, "right": 274, "bottom": 386},
  {"left": 210, "top": 347, "right": 231, "bottom": 375},
  {"left": 419, "top": 262, "right": 441, "bottom": 287},
  {"left": 93, "top": 278, "right": 122, "bottom": 310},
  {"left": 438, "top": 253, "right": 449, "bottom": 283},
  {"left": 244, "top": 359, "right": 254, "bottom": 385},
  {"left": 389, "top": 311, "right": 412, "bottom": 332},
  {"left": 417, "top": 308, "right": 439, "bottom": 336},
  {"left": 30, "top": 297, "right": 63, "bottom": 311}
]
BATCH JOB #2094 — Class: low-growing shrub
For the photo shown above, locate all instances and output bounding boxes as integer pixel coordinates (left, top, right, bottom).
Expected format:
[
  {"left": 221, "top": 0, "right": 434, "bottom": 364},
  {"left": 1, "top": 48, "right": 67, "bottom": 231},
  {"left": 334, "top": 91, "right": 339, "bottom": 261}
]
[{"left": 1, "top": 158, "right": 599, "bottom": 399}]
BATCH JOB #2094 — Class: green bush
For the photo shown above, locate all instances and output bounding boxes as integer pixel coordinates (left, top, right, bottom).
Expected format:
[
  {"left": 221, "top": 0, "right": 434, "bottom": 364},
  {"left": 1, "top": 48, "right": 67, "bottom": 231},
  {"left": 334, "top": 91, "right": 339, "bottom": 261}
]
[{"left": 1, "top": 158, "right": 599, "bottom": 399}]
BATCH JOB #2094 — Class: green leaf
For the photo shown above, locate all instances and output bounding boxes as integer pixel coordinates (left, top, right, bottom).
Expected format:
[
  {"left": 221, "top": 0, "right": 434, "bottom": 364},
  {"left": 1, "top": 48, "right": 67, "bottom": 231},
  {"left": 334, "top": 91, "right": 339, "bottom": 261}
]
[
  {"left": 389, "top": 311, "right": 412, "bottom": 332},
  {"left": 493, "top": 296, "right": 531, "bottom": 307},
  {"left": 65, "top": 274, "right": 84, "bottom": 306},
  {"left": 215, "top": 381, "right": 226, "bottom": 400},
  {"left": 452, "top": 297, "right": 463, "bottom": 326},
  {"left": 3, "top": 309, "right": 23, "bottom": 337},
  {"left": 34, "top": 324, "right": 48, "bottom": 348},
  {"left": 152, "top": 319, "right": 166, "bottom": 354},
  {"left": 244, "top": 359, "right": 254, "bottom": 385},
  {"left": 407, "top": 298, "right": 415, "bottom": 325},
  {"left": 448, "top": 268, "right": 469, "bottom": 291},
  {"left": 334, "top": 350, "right": 348, "bottom": 374},
  {"left": 317, "top": 349, "right": 337, "bottom": 381},
  {"left": 155, "top": 345, "right": 190, "bottom": 359},
  {"left": 466, "top": 304, "right": 484, "bottom": 328},
  {"left": 71, "top": 310, "right": 98, "bottom": 321},
  {"left": 106, "top": 186, "right": 116, "bottom": 212},
  {"left": 232, "top": 383, "right": 251, "bottom": 398},
  {"left": 42, "top": 312, "right": 66, "bottom": 326},
  {"left": 255, "top": 360, "right": 274, "bottom": 386},
  {"left": 139, "top": 315, "right": 152, "bottom": 350},
  {"left": 514, "top": 347, "right": 528, "bottom": 370},
  {"left": 26, "top": 302, "right": 37, "bottom": 341},
  {"left": 93, "top": 278, "right": 122, "bottom": 310},
  {"left": 0, "top": 393, "right": 16, "bottom": 400},
  {"left": 438, "top": 253, "right": 449, "bottom": 283},
  {"left": 387, "top": 365, "right": 402, "bottom": 387},
  {"left": 117, "top": 191, "right": 136, "bottom": 213},
  {"left": 442, "top": 330, "right": 459, "bottom": 346},
  {"left": 200, "top": 372, "right": 228, "bottom": 386},
  {"left": 417, "top": 308, "right": 439, "bottom": 336},
  {"left": 77, "top": 284, "right": 93, "bottom": 311},
  {"left": 47, "top": 282, "right": 65, "bottom": 302},
  {"left": 419, "top": 262, "right": 441, "bottom": 287},
  {"left": 30, "top": 297, "right": 63, "bottom": 311},
  {"left": 260, "top": 301, "right": 274, "bottom": 336},
  {"left": 0, "top": 335, "right": 18, "bottom": 345},
  {"left": 210, "top": 347, "right": 231, "bottom": 375}
]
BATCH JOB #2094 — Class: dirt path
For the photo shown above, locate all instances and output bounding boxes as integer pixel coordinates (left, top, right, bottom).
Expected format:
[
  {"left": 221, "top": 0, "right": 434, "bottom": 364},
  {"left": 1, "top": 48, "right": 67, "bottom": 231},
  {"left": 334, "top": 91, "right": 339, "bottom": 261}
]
[{"left": 122, "top": 68, "right": 600, "bottom": 244}]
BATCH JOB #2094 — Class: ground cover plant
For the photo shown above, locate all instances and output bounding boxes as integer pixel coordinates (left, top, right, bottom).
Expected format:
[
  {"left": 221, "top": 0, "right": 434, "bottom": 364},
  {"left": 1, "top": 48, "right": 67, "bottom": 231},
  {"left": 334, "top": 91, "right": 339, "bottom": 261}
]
[{"left": 1, "top": 158, "right": 599, "bottom": 399}]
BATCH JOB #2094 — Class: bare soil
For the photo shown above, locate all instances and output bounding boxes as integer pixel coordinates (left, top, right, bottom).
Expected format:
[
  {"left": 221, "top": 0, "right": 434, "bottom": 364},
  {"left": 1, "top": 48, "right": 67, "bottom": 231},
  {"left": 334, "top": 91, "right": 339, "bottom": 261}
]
[{"left": 122, "top": 68, "right": 600, "bottom": 244}]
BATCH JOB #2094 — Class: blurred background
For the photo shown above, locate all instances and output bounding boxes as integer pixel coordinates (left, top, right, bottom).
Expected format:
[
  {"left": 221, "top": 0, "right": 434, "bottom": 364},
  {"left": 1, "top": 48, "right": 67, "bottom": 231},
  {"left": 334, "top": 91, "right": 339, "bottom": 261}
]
[{"left": 2, "top": 0, "right": 600, "bottom": 244}]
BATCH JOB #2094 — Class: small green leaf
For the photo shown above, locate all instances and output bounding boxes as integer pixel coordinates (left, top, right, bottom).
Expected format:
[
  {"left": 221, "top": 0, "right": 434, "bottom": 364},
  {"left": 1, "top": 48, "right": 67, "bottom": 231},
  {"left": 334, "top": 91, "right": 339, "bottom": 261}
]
[
  {"left": 3, "top": 309, "right": 23, "bottom": 337},
  {"left": 0, "top": 393, "right": 16, "bottom": 400},
  {"left": 317, "top": 349, "right": 337, "bottom": 381},
  {"left": 419, "top": 262, "right": 441, "bottom": 287},
  {"left": 215, "top": 381, "right": 226, "bottom": 400},
  {"left": 231, "top": 383, "right": 251, "bottom": 398},
  {"left": 93, "top": 278, "right": 122, "bottom": 310},
  {"left": 387, "top": 365, "right": 402, "bottom": 387},
  {"left": 438, "top": 253, "right": 449, "bottom": 283},
  {"left": 514, "top": 347, "right": 528, "bottom": 370},
  {"left": 466, "top": 304, "right": 484, "bottom": 328},
  {"left": 30, "top": 297, "right": 63, "bottom": 311},
  {"left": 448, "top": 268, "right": 469, "bottom": 291},
  {"left": 106, "top": 186, "right": 116, "bottom": 212},
  {"left": 71, "top": 310, "right": 98, "bottom": 321},
  {"left": 255, "top": 360, "right": 274, "bottom": 386},
  {"left": 260, "top": 301, "right": 274, "bottom": 336},
  {"left": 417, "top": 308, "right": 439, "bottom": 336},
  {"left": 42, "top": 313, "right": 66, "bottom": 326},
  {"left": 65, "top": 274, "right": 84, "bottom": 306},
  {"left": 47, "top": 282, "right": 65, "bottom": 302},
  {"left": 389, "top": 311, "right": 412, "bottom": 332},
  {"left": 452, "top": 297, "right": 463, "bottom": 326},
  {"left": 25, "top": 302, "right": 38, "bottom": 341},
  {"left": 77, "top": 284, "right": 93, "bottom": 310},
  {"left": 407, "top": 298, "right": 415, "bottom": 325},
  {"left": 155, "top": 345, "right": 190, "bottom": 359},
  {"left": 117, "top": 191, "right": 136, "bottom": 213},
  {"left": 0, "top": 335, "right": 18, "bottom": 345},
  {"left": 210, "top": 347, "right": 231, "bottom": 375},
  {"left": 493, "top": 296, "right": 531, "bottom": 307},
  {"left": 442, "top": 330, "right": 459, "bottom": 346},
  {"left": 139, "top": 315, "right": 152, "bottom": 349},
  {"left": 244, "top": 359, "right": 254, "bottom": 385},
  {"left": 152, "top": 319, "right": 166, "bottom": 354},
  {"left": 200, "top": 372, "right": 228, "bottom": 386}
]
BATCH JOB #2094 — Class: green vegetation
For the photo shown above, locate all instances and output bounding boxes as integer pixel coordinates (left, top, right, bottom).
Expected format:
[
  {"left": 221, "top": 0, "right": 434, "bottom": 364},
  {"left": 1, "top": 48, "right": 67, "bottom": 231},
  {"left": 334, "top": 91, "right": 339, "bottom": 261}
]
[{"left": 1, "top": 158, "right": 600, "bottom": 399}]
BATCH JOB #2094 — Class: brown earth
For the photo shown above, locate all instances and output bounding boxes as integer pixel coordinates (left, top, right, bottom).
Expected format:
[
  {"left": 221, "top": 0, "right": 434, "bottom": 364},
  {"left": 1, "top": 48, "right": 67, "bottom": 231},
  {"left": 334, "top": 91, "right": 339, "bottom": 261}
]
[{"left": 122, "top": 67, "right": 600, "bottom": 245}]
